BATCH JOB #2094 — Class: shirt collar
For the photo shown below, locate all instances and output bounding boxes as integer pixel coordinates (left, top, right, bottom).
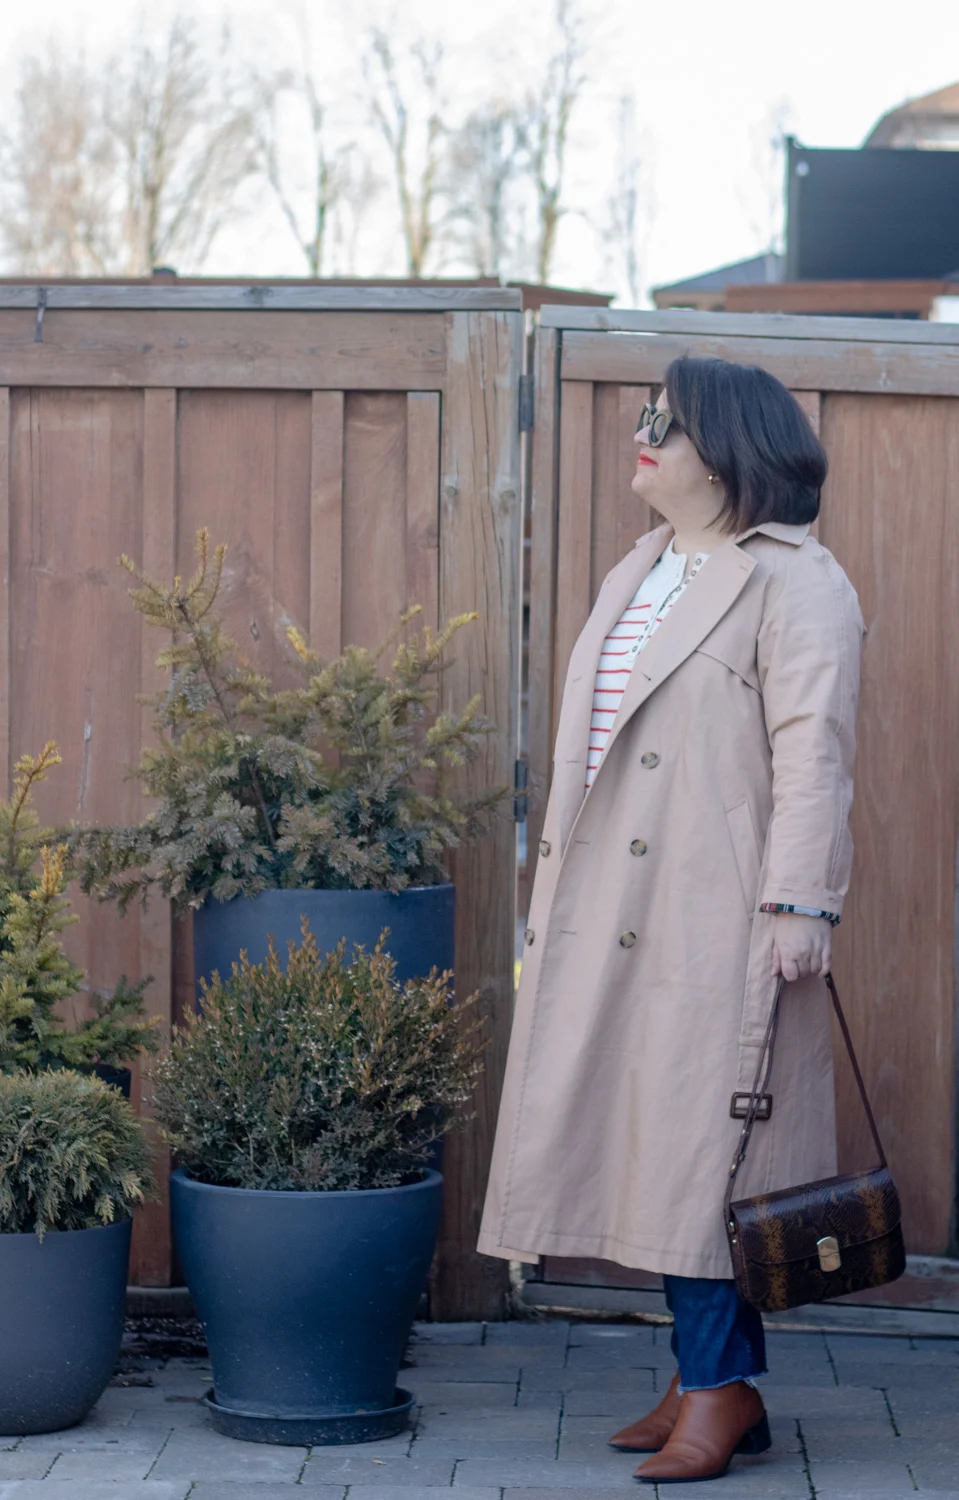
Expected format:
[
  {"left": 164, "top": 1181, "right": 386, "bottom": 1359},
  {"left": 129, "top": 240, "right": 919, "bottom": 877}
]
[{"left": 661, "top": 536, "right": 711, "bottom": 564}]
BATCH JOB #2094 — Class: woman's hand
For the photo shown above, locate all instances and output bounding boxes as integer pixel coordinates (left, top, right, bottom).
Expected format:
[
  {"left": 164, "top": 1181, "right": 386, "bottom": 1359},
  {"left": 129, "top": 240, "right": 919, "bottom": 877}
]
[{"left": 770, "top": 912, "right": 831, "bottom": 981}]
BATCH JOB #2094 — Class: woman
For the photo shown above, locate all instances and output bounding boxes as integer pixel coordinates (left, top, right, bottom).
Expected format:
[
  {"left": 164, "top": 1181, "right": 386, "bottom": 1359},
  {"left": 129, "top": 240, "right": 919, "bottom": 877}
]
[{"left": 478, "top": 356, "right": 864, "bottom": 1484}]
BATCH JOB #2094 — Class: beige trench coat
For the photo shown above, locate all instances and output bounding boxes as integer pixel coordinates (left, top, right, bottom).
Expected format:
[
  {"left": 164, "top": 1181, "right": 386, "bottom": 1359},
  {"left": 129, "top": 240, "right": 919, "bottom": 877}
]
[{"left": 478, "top": 520, "right": 865, "bottom": 1278}]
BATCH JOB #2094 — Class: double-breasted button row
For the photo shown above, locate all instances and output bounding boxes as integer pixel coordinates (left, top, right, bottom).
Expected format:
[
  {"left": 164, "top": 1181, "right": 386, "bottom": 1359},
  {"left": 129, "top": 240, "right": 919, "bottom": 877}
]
[
  {"left": 539, "top": 839, "right": 551, "bottom": 856},
  {"left": 630, "top": 839, "right": 647, "bottom": 856},
  {"left": 619, "top": 931, "right": 637, "bottom": 948},
  {"left": 524, "top": 927, "right": 535, "bottom": 945},
  {"left": 640, "top": 751, "right": 660, "bottom": 769}
]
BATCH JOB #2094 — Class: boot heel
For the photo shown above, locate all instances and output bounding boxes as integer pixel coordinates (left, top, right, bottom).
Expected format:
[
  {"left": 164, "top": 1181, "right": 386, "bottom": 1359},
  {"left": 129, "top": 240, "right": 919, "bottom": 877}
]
[{"left": 735, "top": 1413, "right": 771, "bottom": 1455}]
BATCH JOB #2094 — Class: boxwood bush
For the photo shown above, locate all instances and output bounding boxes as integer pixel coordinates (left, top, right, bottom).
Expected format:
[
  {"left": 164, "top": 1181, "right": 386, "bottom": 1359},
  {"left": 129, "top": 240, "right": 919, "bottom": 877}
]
[{"left": 152, "top": 921, "right": 485, "bottom": 1192}]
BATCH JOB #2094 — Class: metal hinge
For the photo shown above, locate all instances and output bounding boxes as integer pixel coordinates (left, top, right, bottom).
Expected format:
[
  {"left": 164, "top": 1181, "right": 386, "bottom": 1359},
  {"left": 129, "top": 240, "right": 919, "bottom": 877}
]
[
  {"left": 513, "top": 757, "right": 529, "bottom": 822},
  {"left": 518, "top": 374, "right": 534, "bottom": 433},
  {"left": 34, "top": 288, "right": 47, "bottom": 344}
]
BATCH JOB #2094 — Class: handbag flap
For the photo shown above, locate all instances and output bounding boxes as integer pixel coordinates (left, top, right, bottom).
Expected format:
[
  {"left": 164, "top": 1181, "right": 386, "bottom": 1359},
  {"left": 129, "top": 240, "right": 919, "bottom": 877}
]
[{"left": 731, "top": 1167, "right": 902, "bottom": 1267}]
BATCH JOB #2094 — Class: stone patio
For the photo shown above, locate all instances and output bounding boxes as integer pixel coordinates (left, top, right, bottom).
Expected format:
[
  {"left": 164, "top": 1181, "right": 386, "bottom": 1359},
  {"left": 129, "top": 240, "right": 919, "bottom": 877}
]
[{"left": 2, "top": 1318, "right": 958, "bottom": 1498}]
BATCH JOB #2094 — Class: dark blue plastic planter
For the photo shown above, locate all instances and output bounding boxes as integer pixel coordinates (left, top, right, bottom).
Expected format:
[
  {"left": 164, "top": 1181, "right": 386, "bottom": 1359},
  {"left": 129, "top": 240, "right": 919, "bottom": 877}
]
[
  {"left": 170, "top": 1168, "right": 443, "bottom": 1445},
  {"left": 0, "top": 1219, "right": 131, "bottom": 1434},
  {"left": 192, "top": 884, "right": 456, "bottom": 1003}
]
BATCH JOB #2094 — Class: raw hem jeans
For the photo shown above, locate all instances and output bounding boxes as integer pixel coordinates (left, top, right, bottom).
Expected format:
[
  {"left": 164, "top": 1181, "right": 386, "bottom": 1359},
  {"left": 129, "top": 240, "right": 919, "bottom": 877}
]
[{"left": 663, "top": 1275, "right": 767, "bottom": 1392}]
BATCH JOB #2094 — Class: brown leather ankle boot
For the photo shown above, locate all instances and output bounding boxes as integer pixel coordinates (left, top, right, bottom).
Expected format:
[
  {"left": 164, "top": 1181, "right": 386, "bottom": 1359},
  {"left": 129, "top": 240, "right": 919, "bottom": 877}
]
[
  {"left": 634, "top": 1380, "right": 770, "bottom": 1483},
  {"left": 608, "top": 1372, "right": 682, "bottom": 1452}
]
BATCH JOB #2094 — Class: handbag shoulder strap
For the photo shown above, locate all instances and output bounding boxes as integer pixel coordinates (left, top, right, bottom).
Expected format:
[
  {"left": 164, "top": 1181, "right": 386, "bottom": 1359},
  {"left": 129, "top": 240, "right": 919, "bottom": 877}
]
[
  {"left": 724, "top": 972, "right": 887, "bottom": 1228},
  {"left": 825, "top": 973, "right": 888, "bottom": 1170}
]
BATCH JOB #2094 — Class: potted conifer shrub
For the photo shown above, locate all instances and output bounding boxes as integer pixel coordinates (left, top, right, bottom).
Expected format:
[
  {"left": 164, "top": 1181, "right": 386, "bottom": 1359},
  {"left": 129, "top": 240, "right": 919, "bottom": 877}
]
[
  {"left": 0, "top": 745, "right": 157, "bottom": 1088},
  {"left": 154, "top": 921, "right": 484, "bottom": 1445},
  {"left": 0, "top": 1069, "right": 153, "bottom": 1433},
  {"left": 74, "top": 530, "right": 508, "bottom": 1000}
]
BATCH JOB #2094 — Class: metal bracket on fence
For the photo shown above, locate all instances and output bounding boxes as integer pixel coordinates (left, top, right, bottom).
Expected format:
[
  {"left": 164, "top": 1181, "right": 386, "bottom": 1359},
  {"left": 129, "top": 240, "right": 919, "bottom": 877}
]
[
  {"left": 518, "top": 374, "right": 534, "bottom": 433},
  {"left": 34, "top": 289, "right": 47, "bottom": 343},
  {"left": 513, "top": 757, "right": 529, "bottom": 822}
]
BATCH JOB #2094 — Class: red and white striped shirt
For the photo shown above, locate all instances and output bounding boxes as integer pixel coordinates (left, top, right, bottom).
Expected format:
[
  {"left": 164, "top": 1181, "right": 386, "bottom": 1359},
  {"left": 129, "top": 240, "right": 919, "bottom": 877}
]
[{"left": 584, "top": 540, "right": 709, "bottom": 793}]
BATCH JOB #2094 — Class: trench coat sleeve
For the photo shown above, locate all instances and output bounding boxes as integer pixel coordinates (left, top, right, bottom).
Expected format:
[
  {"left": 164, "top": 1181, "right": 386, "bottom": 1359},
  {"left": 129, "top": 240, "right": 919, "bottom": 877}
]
[{"left": 756, "top": 543, "right": 864, "bottom": 920}]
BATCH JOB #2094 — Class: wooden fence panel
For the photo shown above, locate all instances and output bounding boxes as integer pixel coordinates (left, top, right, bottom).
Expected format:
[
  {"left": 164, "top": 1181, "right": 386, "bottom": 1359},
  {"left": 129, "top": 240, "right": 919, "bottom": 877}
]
[
  {"left": 818, "top": 391, "right": 959, "bottom": 1252},
  {"left": 176, "top": 391, "right": 314, "bottom": 684},
  {"left": 527, "top": 311, "right": 959, "bottom": 1274},
  {"left": 0, "top": 292, "right": 523, "bottom": 1307}
]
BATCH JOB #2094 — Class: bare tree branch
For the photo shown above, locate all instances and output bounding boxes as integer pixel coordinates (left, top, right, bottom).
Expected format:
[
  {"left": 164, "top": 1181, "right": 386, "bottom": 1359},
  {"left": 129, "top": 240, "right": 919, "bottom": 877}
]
[
  {"left": 111, "top": 18, "right": 259, "bottom": 273},
  {"left": 364, "top": 27, "right": 446, "bottom": 278},
  {"left": 602, "top": 93, "right": 651, "bottom": 306},
  {"left": 0, "top": 48, "right": 118, "bottom": 274},
  {"left": 0, "top": 17, "right": 259, "bottom": 276},
  {"left": 517, "top": 0, "right": 587, "bottom": 285},
  {"left": 446, "top": 102, "right": 525, "bottom": 277}
]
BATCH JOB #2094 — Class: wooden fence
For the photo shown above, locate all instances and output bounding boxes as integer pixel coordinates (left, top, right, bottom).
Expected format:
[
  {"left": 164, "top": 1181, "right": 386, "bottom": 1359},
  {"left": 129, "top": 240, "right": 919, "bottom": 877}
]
[
  {"left": 525, "top": 307, "right": 959, "bottom": 1288},
  {"left": 3, "top": 289, "right": 958, "bottom": 1318},
  {"left": 0, "top": 285, "right": 524, "bottom": 1318}
]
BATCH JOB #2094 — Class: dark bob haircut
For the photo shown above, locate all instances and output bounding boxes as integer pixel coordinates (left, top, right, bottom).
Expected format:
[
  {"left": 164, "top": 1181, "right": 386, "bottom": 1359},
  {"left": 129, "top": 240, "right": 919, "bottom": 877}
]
[{"left": 663, "top": 356, "right": 827, "bottom": 534}]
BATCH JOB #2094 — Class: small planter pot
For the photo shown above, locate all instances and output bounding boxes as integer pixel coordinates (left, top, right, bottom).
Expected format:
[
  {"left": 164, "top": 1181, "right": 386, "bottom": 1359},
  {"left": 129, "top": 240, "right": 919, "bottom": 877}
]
[
  {"left": 192, "top": 883, "right": 456, "bottom": 1003},
  {"left": 0, "top": 1220, "right": 132, "bottom": 1434},
  {"left": 171, "top": 1168, "right": 443, "bottom": 1446}
]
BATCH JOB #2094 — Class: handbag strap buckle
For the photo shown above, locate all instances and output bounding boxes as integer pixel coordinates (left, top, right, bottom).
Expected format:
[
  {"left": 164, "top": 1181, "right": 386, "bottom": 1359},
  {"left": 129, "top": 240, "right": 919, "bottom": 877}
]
[{"left": 730, "top": 1091, "right": 772, "bottom": 1120}]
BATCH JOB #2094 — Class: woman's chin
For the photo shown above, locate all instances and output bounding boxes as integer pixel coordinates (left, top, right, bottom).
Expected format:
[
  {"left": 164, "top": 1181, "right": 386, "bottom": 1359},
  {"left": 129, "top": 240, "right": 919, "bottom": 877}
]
[{"left": 630, "top": 472, "right": 652, "bottom": 498}]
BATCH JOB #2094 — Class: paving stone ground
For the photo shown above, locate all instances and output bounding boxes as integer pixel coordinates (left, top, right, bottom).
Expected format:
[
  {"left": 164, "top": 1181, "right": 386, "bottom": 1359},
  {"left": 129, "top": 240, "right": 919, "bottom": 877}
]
[{"left": 1, "top": 1320, "right": 958, "bottom": 1498}]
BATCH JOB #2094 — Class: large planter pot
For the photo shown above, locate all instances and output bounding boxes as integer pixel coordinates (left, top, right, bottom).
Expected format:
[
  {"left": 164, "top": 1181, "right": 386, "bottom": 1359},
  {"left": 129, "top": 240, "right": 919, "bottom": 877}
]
[
  {"left": 192, "top": 883, "right": 455, "bottom": 1003},
  {"left": 89, "top": 1064, "right": 132, "bottom": 1100},
  {"left": 170, "top": 1167, "right": 443, "bottom": 1446},
  {"left": 0, "top": 1219, "right": 132, "bottom": 1434}
]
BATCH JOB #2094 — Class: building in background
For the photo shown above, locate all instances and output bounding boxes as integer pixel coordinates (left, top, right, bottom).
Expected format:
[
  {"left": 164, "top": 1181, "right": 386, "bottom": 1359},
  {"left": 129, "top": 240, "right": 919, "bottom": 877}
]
[{"left": 653, "top": 82, "right": 959, "bottom": 319}]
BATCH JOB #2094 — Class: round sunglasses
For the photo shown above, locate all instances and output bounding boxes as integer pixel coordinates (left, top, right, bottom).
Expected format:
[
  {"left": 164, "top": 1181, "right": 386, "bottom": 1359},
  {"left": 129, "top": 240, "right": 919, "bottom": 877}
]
[{"left": 635, "top": 402, "right": 682, "bottom": 447}]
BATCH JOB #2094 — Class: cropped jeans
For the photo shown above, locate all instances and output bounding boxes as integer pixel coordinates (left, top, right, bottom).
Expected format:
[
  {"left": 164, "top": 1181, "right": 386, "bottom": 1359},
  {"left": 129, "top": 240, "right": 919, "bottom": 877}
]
[{"left": 663, "top": 1275, "right": 767, "bottom": 1392}]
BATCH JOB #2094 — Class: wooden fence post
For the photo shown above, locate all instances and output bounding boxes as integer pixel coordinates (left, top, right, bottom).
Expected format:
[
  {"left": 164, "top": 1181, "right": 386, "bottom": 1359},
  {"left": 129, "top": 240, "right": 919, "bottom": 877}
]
[{"left": 432, "top": 310, "right": 524, "bottom": 1320}]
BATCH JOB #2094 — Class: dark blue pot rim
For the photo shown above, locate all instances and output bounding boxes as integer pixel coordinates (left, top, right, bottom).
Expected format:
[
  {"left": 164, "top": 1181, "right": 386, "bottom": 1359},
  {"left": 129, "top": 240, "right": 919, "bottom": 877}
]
[
  {"left": 0, "top": 1219, "right": 132, "bottom": 1241},
  {"left": 171, "top": 1167, "right": 443, "bottom": 1201},
  {"left": 204, "top": 882, "right": 454, "bottom": 901}
]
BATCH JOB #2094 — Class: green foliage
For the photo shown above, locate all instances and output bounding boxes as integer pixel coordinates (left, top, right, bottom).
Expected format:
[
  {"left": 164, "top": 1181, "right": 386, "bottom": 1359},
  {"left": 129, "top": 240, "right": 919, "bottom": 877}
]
[
  {"left": 0, "top": 1069, "right": 154, "bottom": 1238},
  {"left": 0, "top": 747, "right": 158, "bottom": 1072},
  {"left": 152, "top": 920, "right": 486, "bottom": 1192},
  {"left": 73, "top": 529, "right": 508, "bottom": 912}
]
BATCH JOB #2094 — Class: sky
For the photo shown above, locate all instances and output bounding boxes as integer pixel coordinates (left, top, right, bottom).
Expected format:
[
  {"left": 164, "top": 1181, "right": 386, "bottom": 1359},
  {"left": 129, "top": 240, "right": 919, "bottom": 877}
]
[{"left": 1, "top": 0, "right": 958, "bottom": 301}]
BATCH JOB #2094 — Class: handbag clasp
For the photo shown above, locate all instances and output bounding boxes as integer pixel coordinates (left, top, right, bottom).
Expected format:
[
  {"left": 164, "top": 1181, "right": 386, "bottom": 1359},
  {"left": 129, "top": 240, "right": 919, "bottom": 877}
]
[{"left": 816, "top": 1235, "right": 842, "bottom": 1272}]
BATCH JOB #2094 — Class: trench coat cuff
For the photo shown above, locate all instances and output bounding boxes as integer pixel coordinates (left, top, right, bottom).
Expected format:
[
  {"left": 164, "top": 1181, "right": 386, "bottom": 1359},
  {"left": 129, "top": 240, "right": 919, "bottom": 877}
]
[{"left": 759, "top": 884, "right": 845, "bottom": 923}]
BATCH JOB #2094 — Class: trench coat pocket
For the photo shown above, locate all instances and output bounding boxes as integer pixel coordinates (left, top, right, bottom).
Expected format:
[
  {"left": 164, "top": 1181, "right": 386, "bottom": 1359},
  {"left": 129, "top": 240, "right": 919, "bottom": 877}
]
[{"left": 724, "top": 799, "right": 762, "bottom": 919}]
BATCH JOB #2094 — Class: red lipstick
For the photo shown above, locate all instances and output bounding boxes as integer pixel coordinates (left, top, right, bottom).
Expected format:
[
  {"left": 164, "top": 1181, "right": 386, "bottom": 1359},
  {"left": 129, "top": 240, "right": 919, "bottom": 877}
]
[{"left": 637, "top": 454, "right": 658, "bottom": 467}]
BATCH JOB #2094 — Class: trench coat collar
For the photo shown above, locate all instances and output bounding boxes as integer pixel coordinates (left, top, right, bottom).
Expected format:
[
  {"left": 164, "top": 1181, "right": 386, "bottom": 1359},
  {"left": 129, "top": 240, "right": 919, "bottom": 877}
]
[{"left": 554, "top": 518, "right": 809, "bottom": 853}]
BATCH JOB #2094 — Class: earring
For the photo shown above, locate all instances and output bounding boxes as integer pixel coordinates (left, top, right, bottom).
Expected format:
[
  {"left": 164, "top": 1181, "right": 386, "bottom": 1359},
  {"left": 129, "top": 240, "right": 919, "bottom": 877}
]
[{"left": 707, "top": 474, "right": 720, "bottom": 485}]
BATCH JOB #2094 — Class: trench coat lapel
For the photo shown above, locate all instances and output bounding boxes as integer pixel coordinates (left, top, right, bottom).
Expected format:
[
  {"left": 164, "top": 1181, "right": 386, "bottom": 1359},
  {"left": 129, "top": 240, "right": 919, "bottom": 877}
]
[
  {"left": 571, "top": 540, "right": 759, "bottom": 824},
  {"left": 551, "top": 526, "right": 671, "bottom": 855}
]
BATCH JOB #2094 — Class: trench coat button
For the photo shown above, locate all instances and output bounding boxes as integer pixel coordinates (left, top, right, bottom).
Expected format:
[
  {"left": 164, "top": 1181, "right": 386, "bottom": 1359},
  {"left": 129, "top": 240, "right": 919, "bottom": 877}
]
[
  {"left": 524, "top": 927, "right": 535, "bottom": 945},
  {"left": 630, "top": 839, "right": 647, "bottom": 856},
  {"left": 640, "top": 751, "right": 660, "bottom": 768},
  {"left": 539, "top": 839, "right": 551, "bottom": 856},
  {"left": 619, "top": 930, "right": 637, "bottom": 948}
]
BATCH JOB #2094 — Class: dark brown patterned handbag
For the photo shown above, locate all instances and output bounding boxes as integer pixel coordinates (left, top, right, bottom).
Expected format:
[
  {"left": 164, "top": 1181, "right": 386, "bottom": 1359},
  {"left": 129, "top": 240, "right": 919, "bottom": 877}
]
[{"left": 725, "top": 973, "right": 906, "bottom": 1313}]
